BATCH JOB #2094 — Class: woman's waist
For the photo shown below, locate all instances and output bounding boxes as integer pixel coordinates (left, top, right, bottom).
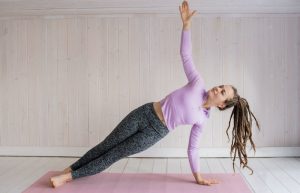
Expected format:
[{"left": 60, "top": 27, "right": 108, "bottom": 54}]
[{"left": 153, "top": 102, "right": 167, "bottom": 127}]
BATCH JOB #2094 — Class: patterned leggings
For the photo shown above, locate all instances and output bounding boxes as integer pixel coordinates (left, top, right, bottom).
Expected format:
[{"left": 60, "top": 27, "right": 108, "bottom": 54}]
[{"left": 70, "top": 102, "right": 169, "bottom": 180}]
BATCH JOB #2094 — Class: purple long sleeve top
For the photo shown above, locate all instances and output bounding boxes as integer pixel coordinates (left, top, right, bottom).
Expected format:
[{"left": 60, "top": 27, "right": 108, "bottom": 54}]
[{"left": 159, "top": 29, "right": 211, "bottom": 173}]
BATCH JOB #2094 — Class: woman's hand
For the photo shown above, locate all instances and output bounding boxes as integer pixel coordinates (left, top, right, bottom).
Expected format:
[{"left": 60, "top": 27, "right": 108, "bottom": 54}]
[
  {"left": 179, "top": 0, "right": 197, "bottom": 26},
  {"left": 196, "top": 178, "right": 220, "bottom": 186}
]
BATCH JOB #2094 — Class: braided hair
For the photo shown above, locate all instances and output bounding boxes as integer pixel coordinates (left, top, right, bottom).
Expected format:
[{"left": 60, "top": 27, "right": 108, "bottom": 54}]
[{"left": 218, "top": 86, "right": 261, "bottom": 175}]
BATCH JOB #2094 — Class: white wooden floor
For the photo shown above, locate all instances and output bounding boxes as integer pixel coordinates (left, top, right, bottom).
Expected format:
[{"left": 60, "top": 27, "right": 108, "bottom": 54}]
[{"left": 0, "top": 157, "right": 300, "bottom": 193}]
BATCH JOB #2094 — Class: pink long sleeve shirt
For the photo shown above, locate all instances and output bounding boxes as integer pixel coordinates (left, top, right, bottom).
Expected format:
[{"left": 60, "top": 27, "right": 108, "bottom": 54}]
[{"left": 159, "top": 29, "right": 211, "bottom": 173}]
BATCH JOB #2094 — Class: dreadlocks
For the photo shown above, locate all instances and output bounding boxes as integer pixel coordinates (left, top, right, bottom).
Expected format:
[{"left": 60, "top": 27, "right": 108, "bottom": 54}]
[{"left": 218, "top": 86, "right": 261, "bottom": 175}]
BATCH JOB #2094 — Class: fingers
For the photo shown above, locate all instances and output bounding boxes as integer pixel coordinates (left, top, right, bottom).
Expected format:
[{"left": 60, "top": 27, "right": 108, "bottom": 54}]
[
  {"left": 208, "top": 178, "right": 220, "bottom": 184},
  {"left": 181, "top": 0, "right": 188, "bottom": 10},
  {"left": 180, "top": 0, "right": 197, "bottom": 16},
  {"left": 198, "top": 178, "right": 220, "bottom": 186},
  {"left": 198, "top": 180, "right": 211, "bottom": 186},
  {"left": 191, "top": 10, "right": 197, "bottom": 16},
  {"left": 203, "top": 180, "right": 211, "bottom": 186}
]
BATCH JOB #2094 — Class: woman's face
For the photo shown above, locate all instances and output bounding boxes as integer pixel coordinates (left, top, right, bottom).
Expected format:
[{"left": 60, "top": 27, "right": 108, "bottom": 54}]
[{"left": 207, "top": 85, "right": 234, "bottom": 108}]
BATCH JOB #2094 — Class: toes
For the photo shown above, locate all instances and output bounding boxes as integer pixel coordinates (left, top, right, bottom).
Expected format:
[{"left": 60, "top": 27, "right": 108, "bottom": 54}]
[
  {"left": 50, "top": 177, "right": 60, "bottom": 188},
  {"left": 50, "top": 176, "right": 67, "bottom": 188},
  {"left": 50, "top": 179, "right": 55, "bottom": 188}
]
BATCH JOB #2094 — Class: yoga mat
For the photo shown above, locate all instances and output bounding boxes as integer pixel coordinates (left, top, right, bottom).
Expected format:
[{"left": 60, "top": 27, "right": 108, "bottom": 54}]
[{"left": 22, "top": 171, "right": 253, "bottom": 193}]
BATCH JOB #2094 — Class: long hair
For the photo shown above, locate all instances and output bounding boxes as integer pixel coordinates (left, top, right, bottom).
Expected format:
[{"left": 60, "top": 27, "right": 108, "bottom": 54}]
[{"left": 218, "top": 86, "right": 261, "bottom": 175}]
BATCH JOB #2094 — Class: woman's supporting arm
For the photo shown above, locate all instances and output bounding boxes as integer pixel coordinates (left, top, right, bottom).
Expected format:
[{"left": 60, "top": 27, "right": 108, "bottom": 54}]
[{"left": 187, "top": 124, "right": 203, "bottom": 178}]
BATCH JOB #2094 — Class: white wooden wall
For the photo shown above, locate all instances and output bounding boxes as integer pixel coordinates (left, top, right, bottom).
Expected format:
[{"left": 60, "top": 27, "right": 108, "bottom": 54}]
[{"left": 0, "top": 0, "right": 299, "bottom": 156}]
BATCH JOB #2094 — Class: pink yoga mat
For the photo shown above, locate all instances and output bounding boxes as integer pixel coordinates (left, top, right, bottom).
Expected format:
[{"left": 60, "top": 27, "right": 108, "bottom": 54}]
[{"left": 22, "top": 171, "right": 253, "bottom": 193}]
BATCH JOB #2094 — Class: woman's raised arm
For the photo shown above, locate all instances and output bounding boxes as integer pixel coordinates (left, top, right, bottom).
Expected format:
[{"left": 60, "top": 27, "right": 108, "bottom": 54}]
[{"left": 179, "top": 0, "right": 200, "bottom": 83}]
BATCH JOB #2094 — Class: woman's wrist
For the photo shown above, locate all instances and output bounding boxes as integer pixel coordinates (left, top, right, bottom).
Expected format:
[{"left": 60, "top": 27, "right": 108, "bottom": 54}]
[
  {"left": 192, "top": 172, "right": 204, "bottom": 182},
  {"left": 183, "top": 22, "right": 191, "bottom": 30}
]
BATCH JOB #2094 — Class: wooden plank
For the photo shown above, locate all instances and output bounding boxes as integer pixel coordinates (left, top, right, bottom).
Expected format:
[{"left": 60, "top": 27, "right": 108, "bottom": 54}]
[
  {"left": 117, "top": 17, "right": 131, "bottom": 134},
  {"left": 57, "top": 18, "right": 70, "bottom": 146},
  {"left": 7, "top": 157, "right": 66, "bottom": 193},
  {"left": 167, "top": 158, "right": 181, "bottom": 173},
  {"left": 259, "top": 158, "right": 300, "bottom": 193},
  {"left": 199, "top": 158, "right": 210, "bottom": 173},
  {"left": 123, "top": 158, "right": 141, "bottom": 173},
  {"left": 152, "top": 158, "right": 167, "bottom": 173},
  {"left": 138, "top": 158, "right": 154, "bottom": 173},
  {"left": 45, "top": 18, "right": 61, "bottom": 146},
  {"left": 284, "top": 17, "right": 300, "bottom": 146},
  {"left": 180, "top": 158, "right": 191, "bottom": 174},
  {"left": 0, "top": 157, "right": 28, "bottom": 178},
  {"left": 273, "top": 158, "right": 300, "bottom": 184},
  {"left": 29, "top": 18, "right": 47, "bottom": 146},
  {"left": 0, "top": 157, "right": 40, "bottom": 193},
  {"left": 67, "top": 16, "right": 89, "bottom": 147},
  {"left": 108, "top": 158, "right": 128, "bottom": 173},
  {"left": 219, "top": 158, "right": 270, "bottom": 193},
  {"left": 250, "top": 158, "right": 290, "bottom": 193},
  {"left": 206, "top": 158, "right": 225, "bottom": 173}
]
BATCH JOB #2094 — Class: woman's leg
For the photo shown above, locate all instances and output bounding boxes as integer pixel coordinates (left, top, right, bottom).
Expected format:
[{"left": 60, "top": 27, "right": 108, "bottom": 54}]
[
  {"left": 50, "top": 102, "right": 169, "bottom": 188},
  {"left": 71, "top": 122, "right": 165, "bottom": 180},
  {"left": 69, "top": 105, "right": 145, "bottom": 171}
]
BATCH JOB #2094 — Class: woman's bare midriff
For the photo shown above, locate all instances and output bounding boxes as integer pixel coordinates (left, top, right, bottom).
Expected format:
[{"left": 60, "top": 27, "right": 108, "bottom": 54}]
[{"left": 153, "top": 102, "right": 167, "bottom": 127}]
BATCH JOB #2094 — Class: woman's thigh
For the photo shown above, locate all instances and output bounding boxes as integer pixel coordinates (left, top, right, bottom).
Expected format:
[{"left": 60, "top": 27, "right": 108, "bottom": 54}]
[
  {"left": 99, "top": 104, "right": 147, "bottom": 147},
  {"left": 101, "top": 126, "right": 164, "bottom": 162}
]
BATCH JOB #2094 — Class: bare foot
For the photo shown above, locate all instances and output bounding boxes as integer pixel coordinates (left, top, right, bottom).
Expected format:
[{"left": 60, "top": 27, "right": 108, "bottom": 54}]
[
  {"left": 50, "top": 173, "right": 72, "bottom": 188},
  {"left": 62, "top": 167, "right": 73, "bottom": 174},
  {"left": 50, "top": 175, "right": 65, "bottom": 188}
]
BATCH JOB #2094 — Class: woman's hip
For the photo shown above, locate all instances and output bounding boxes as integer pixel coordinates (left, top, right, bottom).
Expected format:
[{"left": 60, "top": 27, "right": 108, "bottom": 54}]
[{"left": 137, "top": 102, "right": 169, "bottom": 138}]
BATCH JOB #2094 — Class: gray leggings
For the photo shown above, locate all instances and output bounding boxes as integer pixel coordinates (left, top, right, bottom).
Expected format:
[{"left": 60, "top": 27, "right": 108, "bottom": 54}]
[{"left": 70, "top": 102, "right": 169, "bottom": 180}]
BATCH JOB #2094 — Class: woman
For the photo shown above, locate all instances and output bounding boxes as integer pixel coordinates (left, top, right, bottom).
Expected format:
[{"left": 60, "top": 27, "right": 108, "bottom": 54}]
[{"left": 50, "top": 0, "right": 260, "bottom": 188}]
